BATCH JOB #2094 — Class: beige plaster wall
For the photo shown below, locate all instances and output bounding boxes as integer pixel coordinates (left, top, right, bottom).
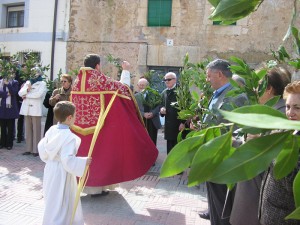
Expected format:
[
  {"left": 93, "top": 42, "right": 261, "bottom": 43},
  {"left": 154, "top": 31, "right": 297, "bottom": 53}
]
[{"left": 67, "top": 0, "right": 300, "bottom": 85}]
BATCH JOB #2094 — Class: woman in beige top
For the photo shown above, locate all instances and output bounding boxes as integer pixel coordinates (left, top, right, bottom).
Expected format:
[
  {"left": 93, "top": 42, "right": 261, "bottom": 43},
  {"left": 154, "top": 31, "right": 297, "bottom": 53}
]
[{"left": 49, "top": 74, "right": 72, "bottom": 125}]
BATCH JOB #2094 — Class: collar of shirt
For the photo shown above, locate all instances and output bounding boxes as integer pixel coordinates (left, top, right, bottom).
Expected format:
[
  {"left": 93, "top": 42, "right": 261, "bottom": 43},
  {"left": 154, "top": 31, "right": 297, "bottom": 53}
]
[
  {"left": 57, "top": 123, "right": 70, "bottom": 129},
  {"left": 168, "top": 84, "right": 176, "bottom": 90},
  {"left": 213, "top": 83, "right": 230, "bottom": 99}
]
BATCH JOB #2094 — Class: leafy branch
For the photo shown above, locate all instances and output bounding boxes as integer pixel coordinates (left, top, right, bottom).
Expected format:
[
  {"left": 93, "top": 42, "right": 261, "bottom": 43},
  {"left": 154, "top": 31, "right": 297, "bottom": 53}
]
[
  {"left": 176, "top": 54, "right": 213, "bottom": 130},
  {"left": 141, "top": 86, "right": 161, "bottom": 109}
]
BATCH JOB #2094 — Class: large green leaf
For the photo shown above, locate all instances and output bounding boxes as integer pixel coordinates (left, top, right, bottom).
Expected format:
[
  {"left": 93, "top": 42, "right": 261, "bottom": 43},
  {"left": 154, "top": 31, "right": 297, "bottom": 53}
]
[
  {"left": 285, "top": 206, "right": 300, "bottom": 220},
  {"left": 232, "top": 105, "right": 287, "bottom": 119},
  {"left": 294, "top": 171, "right": 300, "bottom": 208},
  {"left": 160, "top": 134, "right": 206, "bottom": 178},
  {"left": 188, "top": 130, "right": 232, "bottom": 186},
  {"left": 210, "top": 0, "right": 262, "bottom": 23},
  {"left": 220, "top": 110, "right": 300, "bottom": 130},
  {"left": 161, "top": 127, "right": 224, "bottom": 178},
  {"left": 208, "top": 132, "right": 290, "bottom": 184},
  {"left": 274, "top": 136, "right": 299, "bottom": 180}
]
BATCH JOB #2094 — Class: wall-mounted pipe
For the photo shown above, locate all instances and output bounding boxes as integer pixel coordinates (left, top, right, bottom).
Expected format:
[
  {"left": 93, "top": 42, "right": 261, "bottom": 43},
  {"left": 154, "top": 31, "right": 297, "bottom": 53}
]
[{"left": 50, "top": 0, "right": 58, "bottom": 80}]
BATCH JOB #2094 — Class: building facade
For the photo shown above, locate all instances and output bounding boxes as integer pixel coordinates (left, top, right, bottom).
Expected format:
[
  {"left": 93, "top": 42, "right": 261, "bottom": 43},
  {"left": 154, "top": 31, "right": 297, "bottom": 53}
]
[
  {"left": 67, "top": 0, "right": 300, "bottom": 88},
  {"left": 0, "top": 0, "right": 299, "bottom": 85},
  {"left": 0, "top": 0, "right": 70, "bottom": 79}
]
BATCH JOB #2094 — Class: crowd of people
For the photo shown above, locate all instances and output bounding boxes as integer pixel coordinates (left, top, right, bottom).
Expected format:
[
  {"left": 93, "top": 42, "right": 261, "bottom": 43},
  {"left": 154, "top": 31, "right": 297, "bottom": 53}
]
[{"left": 0, "top": 55, "right": 300, "bottom": 225}]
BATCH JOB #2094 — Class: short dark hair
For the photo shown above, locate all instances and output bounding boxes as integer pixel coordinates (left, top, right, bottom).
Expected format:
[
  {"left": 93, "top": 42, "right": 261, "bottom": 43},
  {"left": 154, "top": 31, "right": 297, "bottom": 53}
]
[
  {"left": 53, "top": 101, "right": 76, "bottom": 123},
  {"left": 206, "top": 59, "right": 232, "bottom": 78},
  {"left": 84, "top": 54, "right": 101, "bottom": 69},
  {"left": 267, "top": 67, "right": 291, "bottom": 97}
]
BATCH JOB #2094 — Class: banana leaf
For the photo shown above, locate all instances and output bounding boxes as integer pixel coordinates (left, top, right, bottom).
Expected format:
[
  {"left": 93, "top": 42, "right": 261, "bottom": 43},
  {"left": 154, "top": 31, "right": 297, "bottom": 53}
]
[{"left": 208, "top": 132, "right": 290, "bottom": 184}]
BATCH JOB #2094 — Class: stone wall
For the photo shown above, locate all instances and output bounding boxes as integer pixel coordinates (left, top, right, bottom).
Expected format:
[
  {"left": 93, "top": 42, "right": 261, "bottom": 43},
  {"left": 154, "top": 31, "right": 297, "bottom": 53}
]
[{"left": 67, "top": 0, "right": 300, "bottom": 86}]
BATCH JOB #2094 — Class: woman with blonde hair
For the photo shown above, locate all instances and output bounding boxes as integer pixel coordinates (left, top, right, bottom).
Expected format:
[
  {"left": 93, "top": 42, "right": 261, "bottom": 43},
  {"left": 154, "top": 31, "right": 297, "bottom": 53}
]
[{"left": 258, "top": 80, "right": 300, "bottom": 225}]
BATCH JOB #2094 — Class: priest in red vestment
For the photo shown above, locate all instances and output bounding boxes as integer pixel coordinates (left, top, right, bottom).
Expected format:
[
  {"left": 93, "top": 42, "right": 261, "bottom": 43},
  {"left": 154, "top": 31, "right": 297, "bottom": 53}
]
[{"left": 70, "top": 54, "right": 158, "bottom": 196}]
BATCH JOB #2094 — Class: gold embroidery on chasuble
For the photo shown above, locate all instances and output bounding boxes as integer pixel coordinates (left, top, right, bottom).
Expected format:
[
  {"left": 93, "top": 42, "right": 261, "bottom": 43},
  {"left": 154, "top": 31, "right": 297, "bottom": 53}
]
[
  {"left": 71, "top": 67, "right": 132, "bottom": 135},
  {"left": 71, "top": 93, "right": 104, "bottom": 135}
]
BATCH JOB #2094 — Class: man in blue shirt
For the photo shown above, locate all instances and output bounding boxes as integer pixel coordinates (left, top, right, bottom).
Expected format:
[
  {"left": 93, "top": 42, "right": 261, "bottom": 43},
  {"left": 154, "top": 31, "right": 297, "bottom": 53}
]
[{"left": 200, "top": 59, "right": 248, "bottom": 225}]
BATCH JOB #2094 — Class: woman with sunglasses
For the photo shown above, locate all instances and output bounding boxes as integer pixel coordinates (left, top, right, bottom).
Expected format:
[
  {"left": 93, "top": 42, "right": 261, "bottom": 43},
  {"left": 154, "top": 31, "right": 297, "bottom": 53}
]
[{"left": 49, "top": 74, "right": 73, "bottom": 125}]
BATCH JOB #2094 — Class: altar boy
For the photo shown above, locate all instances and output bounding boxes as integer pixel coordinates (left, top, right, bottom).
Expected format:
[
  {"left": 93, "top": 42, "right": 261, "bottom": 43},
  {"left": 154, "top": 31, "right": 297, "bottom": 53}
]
[{"left": 38, "top": 101, "right": 91, "bottom": 225}]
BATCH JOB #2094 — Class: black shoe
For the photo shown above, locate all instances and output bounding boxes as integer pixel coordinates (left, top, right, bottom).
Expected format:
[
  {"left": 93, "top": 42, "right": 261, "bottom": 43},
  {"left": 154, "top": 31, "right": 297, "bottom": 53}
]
[
  {"left": 199, "top": 212, "right": 210, "bottom": 220},
  {"left": 22, "top": 152, "right": 31, "bottom": 155},
  {"left": 6, "top": 147, "right": 12, "bottom": 150},
  {"left": 91, "top": 191, "right": 109, "bottom": 197},
  {"left": 32, "top": 153, "right": 39, "bottom": 157},
  {"left": 16, "top": 139, "right": 21, "bottom": 143}
]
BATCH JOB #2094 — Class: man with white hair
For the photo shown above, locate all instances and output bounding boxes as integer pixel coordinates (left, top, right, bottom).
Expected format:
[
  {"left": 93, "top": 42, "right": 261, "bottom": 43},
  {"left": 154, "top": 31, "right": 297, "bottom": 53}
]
[
  {"left": 160, "top": 72, "right": 185, "bottom": 154},
  {"left": 135, "top": 78, "right": 161, "bottom": 146}
]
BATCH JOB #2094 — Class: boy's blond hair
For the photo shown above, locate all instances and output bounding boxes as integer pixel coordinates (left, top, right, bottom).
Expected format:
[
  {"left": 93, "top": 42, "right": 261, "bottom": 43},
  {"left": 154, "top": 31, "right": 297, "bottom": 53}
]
[{"left": 53, "top": 101, "right": 75, "bottom": 122}]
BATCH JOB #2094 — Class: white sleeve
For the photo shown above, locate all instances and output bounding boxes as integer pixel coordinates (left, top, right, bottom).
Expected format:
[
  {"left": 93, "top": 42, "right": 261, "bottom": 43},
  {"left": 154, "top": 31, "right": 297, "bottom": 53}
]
[
  {"left": 18, "top": 81, "right": 30, "bottom": 97},
  {"left": 60, "top": 138, "right": 87, "bottom": 177},
  {"left": 120, "top": 70, "right": 130, "bottom": 86},
  {"left": 26, "top": 81, "right": 47, "bottom": 99},
  {"left": 37, "top": 137, "right": 49, "bottom": 163}
]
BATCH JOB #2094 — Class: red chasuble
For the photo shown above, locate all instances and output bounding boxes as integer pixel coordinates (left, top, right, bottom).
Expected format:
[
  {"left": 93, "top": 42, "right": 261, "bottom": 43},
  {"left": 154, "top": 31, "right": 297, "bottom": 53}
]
[{"left": 70, "top": 67, "right": 158, "bottom": 186}]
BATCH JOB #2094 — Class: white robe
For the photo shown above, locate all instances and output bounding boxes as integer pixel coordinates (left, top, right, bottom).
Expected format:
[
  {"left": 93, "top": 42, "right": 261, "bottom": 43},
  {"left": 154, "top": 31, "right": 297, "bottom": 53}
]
[{"left": 38, "top": 125, "right": 87, "bottom": 225}]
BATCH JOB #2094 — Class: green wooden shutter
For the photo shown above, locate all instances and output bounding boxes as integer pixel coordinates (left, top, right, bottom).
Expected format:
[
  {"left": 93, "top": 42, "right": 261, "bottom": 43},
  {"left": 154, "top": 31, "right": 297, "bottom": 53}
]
[{"left": 148, "top": 0, "right": 172, "bottom": 27}]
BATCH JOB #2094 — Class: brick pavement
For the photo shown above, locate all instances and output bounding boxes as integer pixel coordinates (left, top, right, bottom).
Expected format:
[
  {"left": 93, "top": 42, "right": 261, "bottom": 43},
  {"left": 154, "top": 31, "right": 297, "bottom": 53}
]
[{"left": 0, "top": 126, "right": 209, "bottom": 225}]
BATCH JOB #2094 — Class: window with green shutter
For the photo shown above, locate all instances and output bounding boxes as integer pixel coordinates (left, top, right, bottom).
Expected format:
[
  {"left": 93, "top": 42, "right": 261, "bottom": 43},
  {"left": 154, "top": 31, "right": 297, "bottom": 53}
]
[{"left": 148, "top": 0, "right": 172, "bottom": 27}]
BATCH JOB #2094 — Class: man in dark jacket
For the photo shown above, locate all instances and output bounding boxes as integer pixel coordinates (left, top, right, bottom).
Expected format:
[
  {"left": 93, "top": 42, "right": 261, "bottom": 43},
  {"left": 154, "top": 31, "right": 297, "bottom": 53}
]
[{"left": 160, "top": 72, "right": 185, "bottom": 154}]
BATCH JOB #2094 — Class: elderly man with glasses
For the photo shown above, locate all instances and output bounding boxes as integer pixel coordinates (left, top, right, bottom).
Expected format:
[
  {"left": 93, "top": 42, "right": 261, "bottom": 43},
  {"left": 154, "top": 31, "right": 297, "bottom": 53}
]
[{"left": 160, "top": 72, "right": 185, "bottom": 154}]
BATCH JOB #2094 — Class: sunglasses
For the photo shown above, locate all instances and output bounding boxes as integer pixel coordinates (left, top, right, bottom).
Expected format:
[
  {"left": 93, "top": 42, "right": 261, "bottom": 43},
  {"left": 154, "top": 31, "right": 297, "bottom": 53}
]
[{"left": 163, "top": 78, "right": 174, "bottom": 82}]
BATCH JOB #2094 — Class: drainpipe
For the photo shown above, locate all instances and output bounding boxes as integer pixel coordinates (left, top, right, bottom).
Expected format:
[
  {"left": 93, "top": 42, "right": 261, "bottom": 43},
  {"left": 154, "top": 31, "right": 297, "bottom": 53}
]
[{"left": 50, "top": 0, "right": 58, "bottom": 80}]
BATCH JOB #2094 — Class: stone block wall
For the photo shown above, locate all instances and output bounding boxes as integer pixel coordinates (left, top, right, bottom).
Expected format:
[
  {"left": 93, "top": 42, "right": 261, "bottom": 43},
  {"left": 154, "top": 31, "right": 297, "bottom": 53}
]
[{"left": 67, "top": 0, "right": 300, "bottom": 86}]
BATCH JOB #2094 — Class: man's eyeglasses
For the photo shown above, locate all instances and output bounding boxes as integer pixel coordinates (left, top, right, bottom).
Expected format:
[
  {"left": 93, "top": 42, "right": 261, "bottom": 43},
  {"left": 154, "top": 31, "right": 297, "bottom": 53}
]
[{"left": 163, "top": 78, "right": 174, "bottom": 82}]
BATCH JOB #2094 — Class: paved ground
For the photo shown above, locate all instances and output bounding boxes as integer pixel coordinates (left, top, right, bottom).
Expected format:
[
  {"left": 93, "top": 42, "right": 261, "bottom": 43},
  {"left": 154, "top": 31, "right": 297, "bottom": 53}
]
[{"left": 0, "top": 126, "right": 209, "bottom": 225}]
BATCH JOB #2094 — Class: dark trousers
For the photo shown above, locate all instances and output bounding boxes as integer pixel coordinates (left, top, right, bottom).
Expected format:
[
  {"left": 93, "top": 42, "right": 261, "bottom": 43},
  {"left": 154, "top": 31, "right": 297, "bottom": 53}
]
[
  {"left": 0, "top": 119, "right": 15, "bottom": 148},
  {"left": 206, "top": 182, "right": 231, "bottom": 225},
  {"left": 17, "top": 101, "right": 24, "bottom": 141},
  {"left": 17, "top": 115, "right": 24, "bottom": 140},
  {"left": 144, "top": 119, "right": 158, "bottom": 145},
  {"left": 166, "top": 139, "right": 177, "bottom": 154}
]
